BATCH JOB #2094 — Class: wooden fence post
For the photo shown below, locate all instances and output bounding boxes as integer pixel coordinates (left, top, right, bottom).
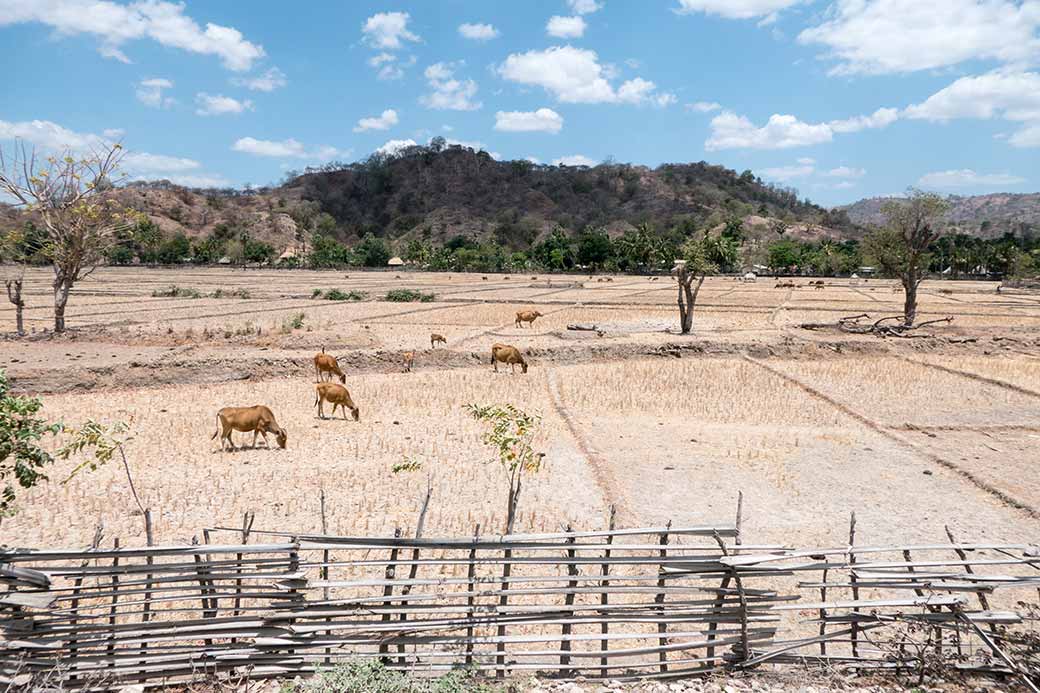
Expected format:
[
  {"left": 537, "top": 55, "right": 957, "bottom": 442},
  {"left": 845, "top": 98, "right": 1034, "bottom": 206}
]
[
  {"left": 399, "top": 482, "right": 433, "bottom": 665},
  {"left": 379, "top": 528, "right": 402, "bottom": 663},
  {"left": 106, "top": 538, "right": 120, "bottom": 669},
  {"left": 68, "top": 525, "right": 103, "bottom": 683},
  {"left": 233, "top": 510, "right": 255, "bottom": 618},
  {"left": 848, "top": 512, "right": 860, "bottom": 659},
  {"left": 599, "top": 505, "right": 616, "bottom": 672},
  {"left": 465, "top": 523, "right": 481, "bottom": 667},
  {"left": 140, "top": 511, "right": 154, "bottom": 666},
  {"left": 496, "top": 538, "right": 513, "bottom": 679},
  {"left": 655, "top": 522, "right": 672, "bottom": 674},
  {"left": 320, "top": 491, "right": 332, "bottom": 666},
  {"left": 560, "top": 525, "right": 578, "bottom": 673}
]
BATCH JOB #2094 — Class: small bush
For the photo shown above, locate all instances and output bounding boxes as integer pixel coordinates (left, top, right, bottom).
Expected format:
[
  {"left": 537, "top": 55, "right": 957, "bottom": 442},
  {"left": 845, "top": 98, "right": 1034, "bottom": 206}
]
[
  {"left": 311, "top": 288, "right": 324, "bottom": 299},
  {"left": 211, "top": 288, "right": 251, "bottom": 299},
  {"left": 324, "top": 288, "right": 367, "bottom": 301},
  {"left": 152, "top": 285, "right": 201, "bottom": 299},
  {"left": 287, "top": 660, "right": 502, "bottom": 693},
  {"left": 385, "top": 289, "right": 435, "bottom": 303},
  {"left": 281, "top": 312, "right": 306, "bottom": 333}
]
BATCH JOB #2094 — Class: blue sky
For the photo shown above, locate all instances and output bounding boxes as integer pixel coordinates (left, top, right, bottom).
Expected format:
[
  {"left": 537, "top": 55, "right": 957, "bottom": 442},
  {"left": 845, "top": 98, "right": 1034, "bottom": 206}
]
[{"left": 1, "top": 0, "right": 1038, "bottom": 206}]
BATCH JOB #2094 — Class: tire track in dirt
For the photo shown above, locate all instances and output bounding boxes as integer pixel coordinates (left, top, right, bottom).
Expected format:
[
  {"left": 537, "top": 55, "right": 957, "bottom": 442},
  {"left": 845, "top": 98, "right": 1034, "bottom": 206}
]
[
  {"left": 901, "top": 356, "right": 1040, "bottom": 400},
  {"left": 740, "top": 353, "right": 1040, "bottom": 520},
  {"left": 543, "top": 367, "right": 630, "bottom": 522}
]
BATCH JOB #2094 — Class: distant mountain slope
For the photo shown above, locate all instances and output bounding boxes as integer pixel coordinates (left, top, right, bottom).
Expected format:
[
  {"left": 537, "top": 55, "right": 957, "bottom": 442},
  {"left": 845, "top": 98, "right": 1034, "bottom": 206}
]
[{"left": 842, "top": 193, "right": 1040, "bottom": 238}]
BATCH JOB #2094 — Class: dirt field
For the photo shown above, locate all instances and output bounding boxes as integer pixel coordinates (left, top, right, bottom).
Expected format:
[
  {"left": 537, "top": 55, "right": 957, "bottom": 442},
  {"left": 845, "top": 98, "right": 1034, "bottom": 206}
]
[{"left": 2, "top": 266, "right": 1039, "bottom": 553}]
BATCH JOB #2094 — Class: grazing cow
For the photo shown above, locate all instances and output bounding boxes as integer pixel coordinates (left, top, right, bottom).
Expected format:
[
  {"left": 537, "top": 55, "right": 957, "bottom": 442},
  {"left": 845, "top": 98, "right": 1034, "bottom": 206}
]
[
  {"left": 515, "top": 310, "right": 543, "bottom": 328},
  {"left": 403, "top": 351, "right": 415, "bottom": 372},
  {"left": 482, "top": 276, "right": 488, "bottom": 281},
  {"left": 314, "top": 382, "right": 360, "bottom": 421},
  {"left": 211, "top": 405, "right": 287, "bottom": 450},
  {"left": 430, "top": 333, "right": 447, "bottom": 348},
  {"left": 491, "top": 343, "right": 528, "bottom": 374},
  {"left": 813, "top": 280, "right": 825, "bottom": 290},
  {"left": 314, "top": 347, "right": 346, "bottom": 383}
]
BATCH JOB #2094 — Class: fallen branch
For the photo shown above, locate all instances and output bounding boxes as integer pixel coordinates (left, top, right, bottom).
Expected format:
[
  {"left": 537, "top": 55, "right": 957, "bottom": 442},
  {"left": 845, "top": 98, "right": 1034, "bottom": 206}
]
[{"left": 798, "top": 314, "right": 955, "bottom": 339}]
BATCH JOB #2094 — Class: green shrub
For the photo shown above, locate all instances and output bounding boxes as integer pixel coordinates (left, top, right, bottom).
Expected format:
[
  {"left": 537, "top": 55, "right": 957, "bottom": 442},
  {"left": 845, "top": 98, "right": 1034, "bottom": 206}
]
[
  {"left": 281, "top": 312, "right": 306, "bottom": 332},
  {"left": 211, "top": 288, "right": 251, "bottom": 299},
  {"left": 385, "top": 289, "right": 434, "bottom": 303},
  {"left": 287, "top": 660, "right": 502, "bottom": 693},
  {"left": 152, "top": 285, "right": 202, "bottom": 299},
  {"left": 324, "top": 288, "right": 367, "bottom": 301},
  {"left": 311, "top": 288, "right": 324, "bottom": 299}
]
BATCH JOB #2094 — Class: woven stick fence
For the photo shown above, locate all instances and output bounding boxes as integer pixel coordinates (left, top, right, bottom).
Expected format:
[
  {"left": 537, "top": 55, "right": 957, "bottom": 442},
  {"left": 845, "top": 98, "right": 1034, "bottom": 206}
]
[{"left": 1, "top": 516, "right": 1038, "bottom": 689}]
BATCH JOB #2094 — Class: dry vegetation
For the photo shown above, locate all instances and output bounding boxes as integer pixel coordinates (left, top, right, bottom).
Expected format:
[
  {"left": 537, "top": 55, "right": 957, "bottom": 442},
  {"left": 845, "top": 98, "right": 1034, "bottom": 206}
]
[{"left": 1, "top": 266, "right": 1039, "bottom": 556}]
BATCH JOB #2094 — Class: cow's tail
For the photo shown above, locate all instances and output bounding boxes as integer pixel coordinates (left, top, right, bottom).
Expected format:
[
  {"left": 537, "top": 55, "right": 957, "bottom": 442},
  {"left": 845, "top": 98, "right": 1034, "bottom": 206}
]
[{"left": 210, "top": 413, "right": 220, "bottom": 440}]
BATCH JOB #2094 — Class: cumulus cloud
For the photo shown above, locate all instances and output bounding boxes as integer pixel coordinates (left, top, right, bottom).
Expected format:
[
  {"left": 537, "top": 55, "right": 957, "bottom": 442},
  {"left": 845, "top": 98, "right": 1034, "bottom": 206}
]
[
  {"left": 420, "top": 62, "right": 481, "bottom": 111},
  {"left": 376, "top": 138, "right": 418, "bottom": 156},
  {"left": 686, "top": 101, "right": 721, "bottom": 113},
  {"left": 797, "top": 0, "right": 1040, "bottom": 76},
  {"left": 354, "top": 109, "right": 399, "bottom": 132},
  {"left": 232, "top": 67, "right": 287, "bottom": 92},
  {"left": 232, "top": 137, "right": 344, "bottom": 159},
  {"left": 494, "top": 108, "right": 564, "bottom": 133},
  {"left": 547, "top": 16, "right": 586, "bottom": 38},
  {"left": 706, "top": 106, "right": 898, "bottom": 150},
  {"left": 362, "top": 11, "right": 420, "bottom": 50},
  {"left": 195, "top": 93, "right": 252, "bottom": 116},
  {"left": 826, "top": 166, "right": 866, "bottom": 178},
  {"left": 673, "top": 0, "right": 803, "bottom": 20},
  {"left": 497, "top": 46, "right": 674, "bottom": 106},
  {"left": 553, "top": 154, "right": 598, "bottom": 166},
  {"left": 135, "top": 78, "right": 174, "bottom": 108},
  {"left": 458, "top": 22, "right": 499, "bottom": 41},
  {"left": 0, "top": 117, "right": 228, "bottom": 186},
  {"left": 0, "top": 0, "right": 264, "bottom": 70},
  {"left": 904, "top": 71, "right": 1040, "bottom": 148},
  {"left": 918, "top": 169, "right": 1026, "bottom": 189},
  {"left": 568, "top": 0, "right": 603, "bottom": 14}
]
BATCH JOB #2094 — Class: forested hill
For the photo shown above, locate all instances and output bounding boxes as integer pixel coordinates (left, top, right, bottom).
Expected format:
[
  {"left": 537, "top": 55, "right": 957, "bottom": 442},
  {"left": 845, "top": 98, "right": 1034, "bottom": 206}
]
[
  {"left": 842, "top": 193, "right": 1040, "bottom": 239},
  {"left": 281, "top": 142, "right": 854, "bottom": 245}
]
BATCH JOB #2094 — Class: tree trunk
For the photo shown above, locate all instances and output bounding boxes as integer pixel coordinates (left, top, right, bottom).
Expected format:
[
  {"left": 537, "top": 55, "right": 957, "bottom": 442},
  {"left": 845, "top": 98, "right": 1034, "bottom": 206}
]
[
  {"left": 5, "top": 278, "right": 24, "bottom": 335},
  {"left": 901, "top": 273, "right": 918, "bottom": 327},
  {"left": 53, "top": 273, "right": 73, "bottom": 333},
  {"left": 678, "top": 273, "right": 705, "bottom": 334}
]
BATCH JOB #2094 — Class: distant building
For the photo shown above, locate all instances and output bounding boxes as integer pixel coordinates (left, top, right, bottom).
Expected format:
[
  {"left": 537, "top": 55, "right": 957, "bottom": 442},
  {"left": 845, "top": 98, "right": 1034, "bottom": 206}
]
[{"left": 388, "top": 256, "right": 405, "bottom": 266}]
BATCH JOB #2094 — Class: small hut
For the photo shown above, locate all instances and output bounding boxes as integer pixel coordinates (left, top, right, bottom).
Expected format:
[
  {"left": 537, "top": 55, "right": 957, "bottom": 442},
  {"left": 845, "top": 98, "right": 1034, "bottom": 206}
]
[{"left": 387, "top": 256, "right": 405, "bottom": 267}]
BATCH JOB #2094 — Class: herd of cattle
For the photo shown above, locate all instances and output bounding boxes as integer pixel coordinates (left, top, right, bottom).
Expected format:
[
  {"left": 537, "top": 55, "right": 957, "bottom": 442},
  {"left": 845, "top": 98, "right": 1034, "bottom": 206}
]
[{"left": 210, "top": 310, "right": 542, "bottom": 451}]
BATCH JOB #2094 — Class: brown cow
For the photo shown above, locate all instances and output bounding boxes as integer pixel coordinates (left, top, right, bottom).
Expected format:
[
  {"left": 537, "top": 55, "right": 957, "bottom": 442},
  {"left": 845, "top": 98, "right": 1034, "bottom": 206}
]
[
  {"left": 403, "top": 350, "right": 415, "bottom": 372},
  {"left": 515, "top": 310, "right": 543, "bottom": 328},
  {"left": 211, "top": 405, "right": 287, "bottom": 450},
  {"left": 314, "top": 347, "right": 346, "bottom": 383},
  {"left": 491, "top": 343, "right": 528, "bottom": 374},
  {"left": 314, "top": 382, "right": 360, "bottom": 421},
  {"left": 430, "top": 333, "right": 447, "bottom": 348}
]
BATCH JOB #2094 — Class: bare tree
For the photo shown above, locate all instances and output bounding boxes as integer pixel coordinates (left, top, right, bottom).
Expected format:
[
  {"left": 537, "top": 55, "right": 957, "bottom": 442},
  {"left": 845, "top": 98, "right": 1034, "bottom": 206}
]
[
  {"left": 0, "top": 142, "right": 134, "bottom": 332},
  {"left": 673, "top": 234, "right": 733, "bottom": 334},
  {"left": 863, "top": 189, "right": 948, "bottom": 327}
]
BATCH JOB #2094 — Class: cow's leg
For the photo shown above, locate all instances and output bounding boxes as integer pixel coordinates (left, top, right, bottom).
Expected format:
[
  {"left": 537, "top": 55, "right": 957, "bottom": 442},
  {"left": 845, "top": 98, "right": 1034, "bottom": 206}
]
[
  {"left": 252, "top": 429, "right": 260, "bottom": 448},
  {"left": 259, "top": 430, "right": 270, "bottom": 448}
]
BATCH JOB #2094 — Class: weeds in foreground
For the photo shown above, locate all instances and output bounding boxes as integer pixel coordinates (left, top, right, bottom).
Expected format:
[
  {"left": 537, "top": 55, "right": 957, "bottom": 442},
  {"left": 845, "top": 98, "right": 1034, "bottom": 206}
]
[
  {"left": 385, "top": 289, "right": 435, "bottom": 303},
  {"left": 285, "top": 660, "right": 506, "bottom": 693}
]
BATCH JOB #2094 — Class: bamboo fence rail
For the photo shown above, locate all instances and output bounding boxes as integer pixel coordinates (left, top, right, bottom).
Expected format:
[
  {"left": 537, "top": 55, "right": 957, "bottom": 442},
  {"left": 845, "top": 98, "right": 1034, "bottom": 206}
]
[{"left": 1, "top": 516, "right": 1038, "bottom": 689}]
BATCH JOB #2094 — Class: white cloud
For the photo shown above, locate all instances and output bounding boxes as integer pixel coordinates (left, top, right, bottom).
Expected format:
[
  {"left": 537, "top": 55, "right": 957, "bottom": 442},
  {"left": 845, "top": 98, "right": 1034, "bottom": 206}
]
[
  {"left": 195, "top": 93, "right": 252, "bottom": 116},
  {"left": 458, "top": 22, "right": 499, "bottom": 41},
  {"left": 918, "top": 169, "right": 1026, "bottom": 189},
  {"left": 706, "top": 112, "right": 832, "bottom": 150},
  {"left": 354, "top": 109, "right": 399, "bottom": 132},
  {"left": 0, "top": 0, "right": 264, "bottom": 70},
  {"left": 553, "top": 154, "right": 598, "bottom": 166},
  {"left": 686, "top": 101, "right": 721, "bottom": 113},
  {"left": 760, "top": 163, "right": 815, "bottom": 181},
  {"left": 829, "top": 107, "right": 900, "bottom": 133},
  {"left": 797, "top": 0, "right": 1040, "bottom": 76},
  {"left": 796, "top": 157, "right": 815, "bottom": 165},
  {"left": 420, "top": 62, "right": 481, "bottom": 111},
  {"left": 232, "top": 137, "right": 344, "bottom": 159},
  {"left": 568, "top": 0, "right": 603, "bottom": 14},
  {"left": 547, "top": 16, "right": 586, "bottom": 39},
  {"left": 826, "top": 166, "right": 866, "bottom": 178},
  {"left": 706, "top": 106, "right": 897, "bottom": 150},
  {"left": 0, "top": 117, "right": 227, "bottom": 186},
  {"left": 362, "top": 11, "right": 419, "bottom": 50},
  {"left": 232, "top": 67, "right": 287, "bottom": 92},
  {"left": 494, "top": 108, "right": 564, "bottom": 133},
  {"left": 367, "top": 52, "right": 407, "bottom": 80},
  {"left": 135, "top": 78, "right": 174, "bottom": 108},
  {"left": 673, "top": 0, "right": 803, "bottom": 20},
  {"left": 102, "top": 128, "right": 125, "bottom": 139},
  {"left": 497, "top": 46, "right": 674, "bottom": 106},
  {"left": 526, "top": 156, "right": 542, "bottom": 164},
  {"left": 376, "top": 138, "right": 418, "bottom": 156},
  {"left": 904, "top": 71, "right": 1040, "bottom": 148}
]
